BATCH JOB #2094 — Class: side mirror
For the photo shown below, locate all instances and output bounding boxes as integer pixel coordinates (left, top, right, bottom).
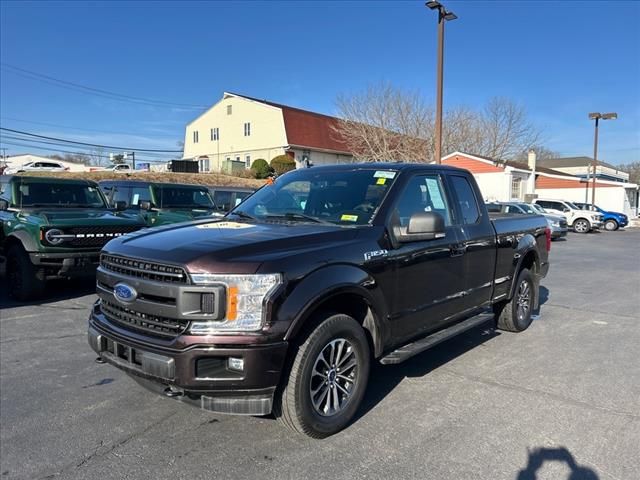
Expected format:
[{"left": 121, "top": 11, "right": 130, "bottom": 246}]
[
  {"left": 395, "top": 211, "right": 446, "bottom": 243},
  {"left": 0, "top": 199, "right": 8, "bottom": 211},
  {"left": 562, "top": 208, "right": 570, "bottom": 213},
  {"left": 139, "top": 201, "right": 152, "bottom": 211},
  {"left": 114, "top": 201, "right": 127, "bottom": 212}
]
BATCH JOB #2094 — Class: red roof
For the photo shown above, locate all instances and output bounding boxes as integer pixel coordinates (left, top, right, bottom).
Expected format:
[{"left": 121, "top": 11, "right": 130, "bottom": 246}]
[{"left": 230, "top": 93, "right": 351, "bottom": 154}]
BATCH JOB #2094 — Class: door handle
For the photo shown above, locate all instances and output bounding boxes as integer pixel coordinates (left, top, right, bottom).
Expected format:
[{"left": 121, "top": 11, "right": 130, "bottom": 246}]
[{"left": 450, "top": 244, "right": 467, "bottom": 257}]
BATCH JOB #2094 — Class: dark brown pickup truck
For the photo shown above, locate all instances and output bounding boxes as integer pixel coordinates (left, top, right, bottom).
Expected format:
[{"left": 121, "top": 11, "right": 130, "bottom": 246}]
[{"left": 88, "top": 163, "right": 550, "bottom": 437}]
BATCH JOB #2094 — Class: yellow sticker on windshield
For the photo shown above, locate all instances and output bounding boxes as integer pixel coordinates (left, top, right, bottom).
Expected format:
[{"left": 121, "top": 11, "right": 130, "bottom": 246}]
[
  {"left": 376, "top": 178, "right": 386, "bottom": 185},
  {"left": 341, "top": 214, "right": 358, "bottom": 222}
]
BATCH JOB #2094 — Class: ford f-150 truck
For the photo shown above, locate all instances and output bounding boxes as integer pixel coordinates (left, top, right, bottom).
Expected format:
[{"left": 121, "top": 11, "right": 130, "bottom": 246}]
[
  {"left": 88, "top": 163, "right": 550, "bottom": 438},
  {"left": 1, "top": 175, "right": 146, "bottom": 300}
]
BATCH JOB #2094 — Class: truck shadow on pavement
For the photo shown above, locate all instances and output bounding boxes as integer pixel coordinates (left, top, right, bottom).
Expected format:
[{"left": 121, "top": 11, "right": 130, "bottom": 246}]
[
  {"left": 516, "top": 446, "right": 599, "bottom": 479},
  {"left": 355, "top": 321, "right": 500, "bottom": 422},
  {"left": 0, "top": 277, "right": 96, "bottom": 309}
]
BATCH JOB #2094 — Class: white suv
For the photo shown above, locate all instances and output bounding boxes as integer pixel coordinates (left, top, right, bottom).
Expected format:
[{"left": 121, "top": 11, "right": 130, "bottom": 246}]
[
  {"left": 5, "top": 160, "right": 68, "bottom": 174},
  {"left": 533, "top": 198, "right": 603, "bottom": 233}
]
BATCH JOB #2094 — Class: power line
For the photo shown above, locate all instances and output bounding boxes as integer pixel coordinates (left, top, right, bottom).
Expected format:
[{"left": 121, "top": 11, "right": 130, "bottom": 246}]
[
  {"left": 0, "top": 116, "right": 181, "bottom": 139},
  {"left": 0, "top": 63, "right": 208, "bottom": 110},
  {"left": 0, "top": 128, "right": 183, "bottom": 153},
  {"left": 0, "top": 140, "right": 171, "bottom": 162},
  {"left": 0, "top": 134, "right": 173, "bottom": 158}
]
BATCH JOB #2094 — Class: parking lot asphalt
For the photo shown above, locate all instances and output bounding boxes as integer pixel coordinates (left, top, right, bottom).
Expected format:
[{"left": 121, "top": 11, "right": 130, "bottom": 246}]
[{"left": 1, "top": 230, "right": 639, "bottom": 480}]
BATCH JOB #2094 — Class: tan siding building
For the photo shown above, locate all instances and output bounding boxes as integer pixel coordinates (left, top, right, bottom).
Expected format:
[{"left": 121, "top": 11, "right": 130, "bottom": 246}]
[{"left": 183, "top": 92, "right": 353, "bottom": 172}]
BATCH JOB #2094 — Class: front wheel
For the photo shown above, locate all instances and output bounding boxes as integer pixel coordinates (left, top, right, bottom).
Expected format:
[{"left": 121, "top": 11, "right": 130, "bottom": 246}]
[
  {"left": 273, "top": 313, "right": 371, "bottom": 438},
  {"left": 494, "top": 268, "right": 535, "bottom": 332},
  {"left": 573, "top": 218, "right": 591, "bottom": 234},
  {"left": 604, "top": 219, "right": 618, "bottom": 231},
  {"left": 6, "top": 245, "right": 45, "bottom": 300}
]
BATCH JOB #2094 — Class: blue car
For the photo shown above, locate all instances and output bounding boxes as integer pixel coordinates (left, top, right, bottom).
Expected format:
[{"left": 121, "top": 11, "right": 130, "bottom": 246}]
[{"left": 575, "top": 202, "right": 628, "bottom": 231}]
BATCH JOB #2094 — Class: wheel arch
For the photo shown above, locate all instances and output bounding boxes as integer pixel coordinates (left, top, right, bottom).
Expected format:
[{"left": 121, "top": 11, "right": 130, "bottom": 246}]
[{"left": 280, "top": 266, "right": 389, "bottom": 358}]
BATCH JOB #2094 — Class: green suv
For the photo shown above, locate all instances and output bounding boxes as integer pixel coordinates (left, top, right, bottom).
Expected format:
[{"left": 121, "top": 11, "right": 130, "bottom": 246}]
[
  {"left": 99, "top": 180, "right": 223, "bottom": 227},
  {"left": 0, "top": 175, "right": 146, "bottom": 300}
]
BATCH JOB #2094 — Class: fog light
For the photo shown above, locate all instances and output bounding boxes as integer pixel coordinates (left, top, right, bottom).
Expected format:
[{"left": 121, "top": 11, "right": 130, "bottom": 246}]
[{"left": 228, "top": 357, "right": 244, "bottom": 372}]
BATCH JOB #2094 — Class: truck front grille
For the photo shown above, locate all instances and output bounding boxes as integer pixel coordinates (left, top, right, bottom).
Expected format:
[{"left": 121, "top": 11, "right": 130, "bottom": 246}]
[
  {"left": 65, "top": 226, "right": 141, "bottom": 247},
  {"left": 100, "top": 300, "right": 189, "bottom": 338},
  {"left": 100, "top": 254, "right": 188, "bottom": 284}
]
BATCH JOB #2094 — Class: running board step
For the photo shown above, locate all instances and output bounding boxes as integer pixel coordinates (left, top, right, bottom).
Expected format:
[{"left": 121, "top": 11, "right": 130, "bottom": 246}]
[{"left": 379, "top": 312, "right": 494, "bottom": 365}]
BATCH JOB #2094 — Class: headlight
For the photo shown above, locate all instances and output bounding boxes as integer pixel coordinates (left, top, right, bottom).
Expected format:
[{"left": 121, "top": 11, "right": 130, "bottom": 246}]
[
  {"left": 188, "top": 273, "right": 282, "bottom": 334},
  {"left": 552, "top": 221, "right": 560, "bottom": 227}
]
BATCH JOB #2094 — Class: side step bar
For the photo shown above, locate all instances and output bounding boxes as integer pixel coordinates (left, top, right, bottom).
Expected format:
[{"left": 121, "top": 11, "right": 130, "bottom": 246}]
[{"left": 380, "top": 312, "right": 494, "bottom": 365}]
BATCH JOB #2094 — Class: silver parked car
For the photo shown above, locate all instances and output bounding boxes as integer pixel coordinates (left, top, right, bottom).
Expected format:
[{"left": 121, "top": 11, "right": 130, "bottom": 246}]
[{"left": 486, "top": 202, "right": 568, "bottom": 239}]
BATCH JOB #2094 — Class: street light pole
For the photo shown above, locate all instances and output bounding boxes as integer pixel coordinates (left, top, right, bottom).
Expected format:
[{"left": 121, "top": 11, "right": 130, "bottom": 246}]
[
  {"left": 426, "top": 1, "right": 457, "bottom": 164},
  {"left": 587, "top": 112, "right": 617, "bottom": 205}
]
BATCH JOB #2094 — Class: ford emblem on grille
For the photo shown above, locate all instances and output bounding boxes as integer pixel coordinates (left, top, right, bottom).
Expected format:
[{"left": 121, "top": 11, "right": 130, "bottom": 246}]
[{"left": 114, "top": 283, "right": 137, "bottom": 304}]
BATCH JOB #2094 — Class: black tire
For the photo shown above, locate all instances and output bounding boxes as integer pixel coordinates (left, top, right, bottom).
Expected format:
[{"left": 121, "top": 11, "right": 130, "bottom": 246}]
[
  {"left": 494, "top": 268, "right": 535, "bottom": 332},
  {"left": 573, "top": 218, "right": 591, "bottom": 234},
  {"left": 6, "top": 245, "right": 45, "bottom": 301},
  {"left": 273, "top": 313, "right": 370, "bottom": 438},
  {"left": 604, "top": 219, "right": 618, "bottom": 231}
]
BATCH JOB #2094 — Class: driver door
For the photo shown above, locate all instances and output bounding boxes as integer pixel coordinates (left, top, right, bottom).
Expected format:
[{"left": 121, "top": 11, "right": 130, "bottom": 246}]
[{"left": 387, "top": 173, "right": 466, "bottom": 344}]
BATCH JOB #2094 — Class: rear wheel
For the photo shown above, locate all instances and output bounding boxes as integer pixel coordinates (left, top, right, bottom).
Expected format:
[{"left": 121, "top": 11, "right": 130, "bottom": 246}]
[
  {"left": 494, "top": 268, "right": 535, "bottom": 332},
  {"left": 6, "top": 245, "right": 45, "bottom": 301},
  {"left": 573, "top": 218, "right": 590, "bottom": 234},
  {"left": 604, "top": 219, "right": 618, "bottom": 231},
  {"left": 273, "top": 313, "right": 370, "bottom": 438}
]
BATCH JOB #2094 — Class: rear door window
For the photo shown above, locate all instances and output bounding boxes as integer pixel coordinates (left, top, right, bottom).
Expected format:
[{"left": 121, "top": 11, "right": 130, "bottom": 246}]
[{"left": 450, "top": 176, "right": 480, "bottom": 224}]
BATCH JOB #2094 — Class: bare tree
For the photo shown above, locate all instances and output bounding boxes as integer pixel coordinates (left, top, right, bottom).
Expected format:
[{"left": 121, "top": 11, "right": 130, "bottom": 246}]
[
  {"left": 616, "top": 161, "right": 640, "bottom": 184},
  {"left": 333, "top": 84, "right": 544, "bottom": 163},
  {"left": 480, "top": 97, "right": 541, "bottom": 161},
  {"left": 87, "top": 147, "right": 107, "bottom": 166},
  {"left": 333, "top": 83, "right": 433, "bottom": 162}
]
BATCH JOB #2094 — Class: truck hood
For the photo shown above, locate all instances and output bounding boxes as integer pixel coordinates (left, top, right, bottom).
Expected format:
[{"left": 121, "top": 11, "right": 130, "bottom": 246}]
[
  {"left": 24, "top": 208, "right": 145, "bottom": 227},
  {"left": 103, "top": 219, "right": 360, "bottom": 274}
]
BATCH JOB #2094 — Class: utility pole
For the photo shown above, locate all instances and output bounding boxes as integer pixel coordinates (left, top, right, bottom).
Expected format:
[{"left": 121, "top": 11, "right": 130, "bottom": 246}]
[
  {"left": 587, "top": 112, "right": 617, "bottom": 205},
  {"left": 426, "top": 1, "right": 457, "bottom": 164}
]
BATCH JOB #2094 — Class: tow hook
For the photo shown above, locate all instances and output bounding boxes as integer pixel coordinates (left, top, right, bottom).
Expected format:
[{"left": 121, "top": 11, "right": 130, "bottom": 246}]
[{"left": 164, "top": 386, "right": 184, "bottom": 398}]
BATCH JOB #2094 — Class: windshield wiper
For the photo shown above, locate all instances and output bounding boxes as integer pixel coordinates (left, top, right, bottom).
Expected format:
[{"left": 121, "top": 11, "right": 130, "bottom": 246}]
[
  {"left": 231, "top": 210, "right": 258, "bottom": 220},
  {"left": 267, "top": 212, "right": 333, "bottom": 225}
]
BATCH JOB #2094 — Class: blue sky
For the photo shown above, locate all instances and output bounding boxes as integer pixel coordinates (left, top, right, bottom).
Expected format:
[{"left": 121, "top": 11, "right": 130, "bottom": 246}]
[{"left": 1, "top": 0, "right": 639, "bottom": 164}]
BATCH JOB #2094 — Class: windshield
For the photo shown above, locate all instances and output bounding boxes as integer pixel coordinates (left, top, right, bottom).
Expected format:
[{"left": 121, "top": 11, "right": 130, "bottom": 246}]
[
  {"left": 516, "top": 203, "right": 535, "bottom": 214},
  {"left": 531, "top": 204, "right": 547, "bottom": 214},
  {"left": 230, "top": 168, "right": 397, "bottom": 225},
  {"left": 17, "top": 181, "right": 106, "bottom": 208},
  {"left": 154, "top": 186, "right": 214, "bottom": 209},
  {"left": 565, "top": 201, "right": 580, "bottom": 210}
]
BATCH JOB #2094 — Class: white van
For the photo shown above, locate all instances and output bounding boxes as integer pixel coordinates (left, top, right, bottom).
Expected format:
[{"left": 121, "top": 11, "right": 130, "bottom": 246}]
[{"left": 533, "top": 198, "right": 603, "bottom": 233}]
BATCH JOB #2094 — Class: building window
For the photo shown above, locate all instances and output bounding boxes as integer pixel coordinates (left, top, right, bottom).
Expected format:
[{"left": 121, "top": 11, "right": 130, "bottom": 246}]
[
  {"left": 193, "top": 131, "right": 199, "bottom": 143},
  {"left": 227, "top": 105, "right": 232, "bottom": 115},
  {"left": 244, "top": 122, "right": 251, "bottom": 137},
  {"left": 511, "top": 176, "right": 522, "bottom": 200},
  {"left": 236, "top": 156, "right": 241, "bottom": 163},
  {"left": 245, "top": 155, "right": 251, "bottom": 167},
  {"left": 226, "top": 156, "right": 231, "bottom": 162},
  {"left": 210, "top": 128, "right": 219, "bottom": 141}
]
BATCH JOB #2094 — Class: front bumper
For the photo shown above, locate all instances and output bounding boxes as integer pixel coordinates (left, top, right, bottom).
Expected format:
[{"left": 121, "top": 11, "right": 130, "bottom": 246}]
[
  {"left": 549, "top": 225, "right": 568, "bottom": 238},
  {"left": 591, "top": 221, "right": 603, "bottom": 230},
  {"left": 88, "top": 310, "right": 288, "bottom": 415},
  {"left": 29, "top": 251, "right": 100, "bottom": 278}
]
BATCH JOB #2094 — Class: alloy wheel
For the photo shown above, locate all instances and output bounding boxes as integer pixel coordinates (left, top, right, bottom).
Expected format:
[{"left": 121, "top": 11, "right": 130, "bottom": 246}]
[
  {"left": 516, "top": 280, "right": 531, "bottom": 322},
  {"left": 310, "top": 338, "right": 358, "bottom": 417}
]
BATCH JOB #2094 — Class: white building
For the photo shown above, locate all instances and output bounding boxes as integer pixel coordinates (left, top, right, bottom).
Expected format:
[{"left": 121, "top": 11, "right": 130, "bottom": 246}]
[
  {"left": 537, "top": 156, "right": 630, "bottom": 183},
  {"left": 442, "top": 151, "right": 638, "bottom": 217},
  {"left": 182, "top": 92, "right": 353, "bottom": 172}
]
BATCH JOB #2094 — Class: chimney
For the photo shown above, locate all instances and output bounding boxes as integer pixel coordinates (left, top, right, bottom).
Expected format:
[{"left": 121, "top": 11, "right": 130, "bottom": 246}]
[{"left": 527, "top": 149, "right": 537, "bottom": 171}]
